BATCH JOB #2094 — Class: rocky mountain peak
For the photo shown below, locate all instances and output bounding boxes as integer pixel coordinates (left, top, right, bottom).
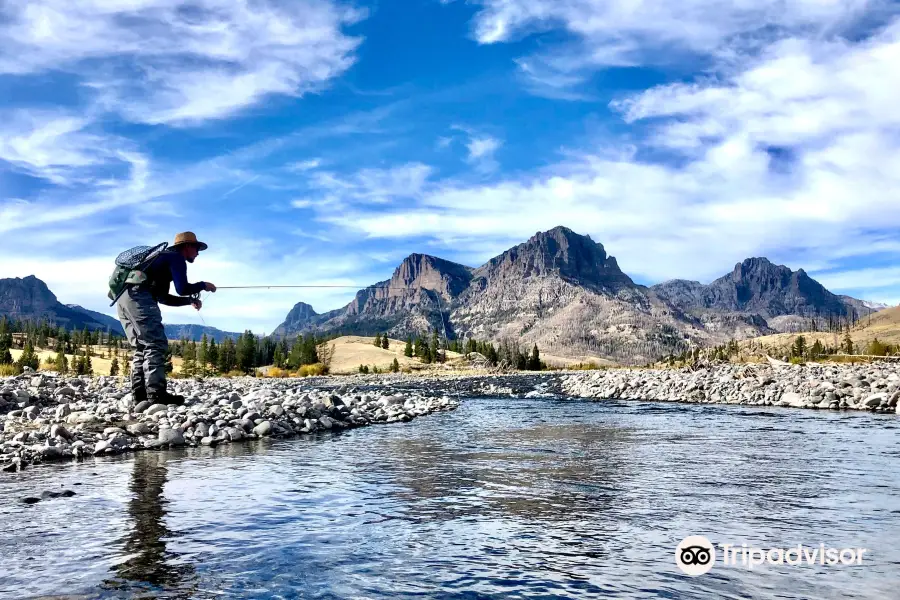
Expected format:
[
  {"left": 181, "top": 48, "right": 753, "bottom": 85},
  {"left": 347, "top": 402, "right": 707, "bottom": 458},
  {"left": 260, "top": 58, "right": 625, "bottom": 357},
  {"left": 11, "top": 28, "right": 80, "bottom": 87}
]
[
  {"left": 389, "top": 253, "right": 473, "bottom": 298},
  {"left": 0, "top": 275, "right": 60, "bottom": 314},
  {"left": 478, "top": 225, "right": 634, "bottom": 290},
  {"left": 283, "top": 301, "right": 318, "bottom": 325}
]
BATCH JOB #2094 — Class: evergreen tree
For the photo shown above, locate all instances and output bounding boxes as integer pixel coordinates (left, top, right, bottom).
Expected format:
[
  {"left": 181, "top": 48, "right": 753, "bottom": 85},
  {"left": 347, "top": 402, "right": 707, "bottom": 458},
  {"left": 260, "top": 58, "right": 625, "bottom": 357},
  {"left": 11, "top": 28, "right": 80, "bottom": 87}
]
[
  {"left": 0, "top": 333, "right": 12, "bottom": 365},
  {"left": 124, "top": 356, "right": 131, "bottom": 377},
  {"left": 842, "top": 331, "right": 854, "bottom": 354},
  {"left": 404, "top": 337, "right": 413, "bottom": 357},
  {"left": 55, "top": 342, "right": 68, "bottom": 374},
  {"left": 528, "top": 344, "right": 541, "bottom": 371},
  {"left": 237, "top": 331, "right": 257, "bottom": 374},
  {"left": 37, "top": 328, "right": 47, "bottom": 349},
  {"left": 791, "top": 335, "right": 807, "bottom": 358},
  {"left": 810, "top": 339, "right": 824, "bottom": 358},
  {"left": 391, "top": 357, "right": 400, "bottom": 373},
  {"left": 196, "top": 335, "right": 208, "bottom": 376},
  {"left": 515, "top": 349, "right": 528, "bottom": 370},
  {"left": 273, "top": 346, "right": 284, "bottom": 368},
  {"left": 182, "top": 341, "right": 196, "bottom": 377},
  {"left": 300, "top": 334, "right": 318, "bottom": 365},
  {"left": 431, "top": 330, "right": 441, "bottom": 363},
  {"left": 485, "top": 343, "right": 499, "bottom": 366},
  {"left": 109, "top": 356, "right": 120, "bottom": 376},
  {"left": 16, "top": 339, "right": 39, "bottom": 371},
  {"left": 85, "top": 350, "right": 93, "bottom": 375},
  {"left": 374, "top": 333, "right": 382, "bottom": 347},
  {"left": 381, "top": 334, "right": 389, "bottom": 349},
  {"left": 208, "top": 339, "right": 219, "bottom": 373}
]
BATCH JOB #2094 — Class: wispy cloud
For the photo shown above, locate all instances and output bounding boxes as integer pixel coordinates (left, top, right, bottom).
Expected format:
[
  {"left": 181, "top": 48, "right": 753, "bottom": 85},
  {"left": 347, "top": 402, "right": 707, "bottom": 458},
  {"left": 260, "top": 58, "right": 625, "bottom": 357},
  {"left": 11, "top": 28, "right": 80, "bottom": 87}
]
[
  {"left": 0, "top": 0, "right": 367, "bottom": 126},
  {"left": 288, "top": 159, "right": 323, "bottom": 172},
  {"left": 466, "top": 0, "right": 896, "bottom": 96},
  {"left": 0, "top": 110, "right": 133, "bottom": 185},
  {"left": 305, "top": 163, "right": 434, "bottom": 207},
  {"left": 465, "top": 134, "right": 502, "bottom": 172}
]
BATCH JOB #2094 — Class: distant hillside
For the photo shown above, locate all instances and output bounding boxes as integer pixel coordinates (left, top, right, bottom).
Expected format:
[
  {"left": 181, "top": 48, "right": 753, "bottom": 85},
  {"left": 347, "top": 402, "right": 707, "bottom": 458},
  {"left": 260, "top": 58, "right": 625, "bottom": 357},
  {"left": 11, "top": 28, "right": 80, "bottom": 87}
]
[
  {"left": 163, "top": 324, "right": 241, "bottom": 343},
  {"left": 66, "top": 305, "right": 124, "bottom": 334},
  {"left": 0, "top": 276, "right": 114, "bottom": 331},
  {"left": 743, "top": 304, "right": 900, "bottom": 352}
]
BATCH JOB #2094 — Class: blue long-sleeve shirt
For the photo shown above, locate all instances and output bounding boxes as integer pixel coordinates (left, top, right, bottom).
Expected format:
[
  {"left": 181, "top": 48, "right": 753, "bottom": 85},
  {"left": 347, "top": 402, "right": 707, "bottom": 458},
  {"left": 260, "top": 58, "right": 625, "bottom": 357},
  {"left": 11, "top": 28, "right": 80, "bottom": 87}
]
[{"left": 142, "top": 250, "right": 206, "bottom": 307}]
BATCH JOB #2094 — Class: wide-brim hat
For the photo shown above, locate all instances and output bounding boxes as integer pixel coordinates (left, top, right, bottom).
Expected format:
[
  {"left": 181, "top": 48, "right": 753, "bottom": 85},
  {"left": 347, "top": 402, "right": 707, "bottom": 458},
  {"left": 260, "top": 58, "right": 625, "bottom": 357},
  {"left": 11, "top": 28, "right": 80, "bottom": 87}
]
[{"left": 171, "top": 231, "right": 208, "bottom": 251}]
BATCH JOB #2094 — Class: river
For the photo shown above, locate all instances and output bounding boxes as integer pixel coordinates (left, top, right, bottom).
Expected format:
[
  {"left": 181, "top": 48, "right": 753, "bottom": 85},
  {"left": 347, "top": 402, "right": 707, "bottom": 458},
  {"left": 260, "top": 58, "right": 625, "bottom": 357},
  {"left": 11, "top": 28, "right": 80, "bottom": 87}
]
[{"left": 1, "top": 395, "right": 898, "bottom": 599}]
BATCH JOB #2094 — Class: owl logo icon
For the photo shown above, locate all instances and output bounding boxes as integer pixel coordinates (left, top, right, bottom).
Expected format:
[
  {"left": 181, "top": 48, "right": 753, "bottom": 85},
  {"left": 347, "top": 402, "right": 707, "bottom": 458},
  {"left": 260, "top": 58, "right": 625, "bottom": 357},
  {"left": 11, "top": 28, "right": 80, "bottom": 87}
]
[{"left": 676, "top": 536, "right": 716, "bottom": 576}]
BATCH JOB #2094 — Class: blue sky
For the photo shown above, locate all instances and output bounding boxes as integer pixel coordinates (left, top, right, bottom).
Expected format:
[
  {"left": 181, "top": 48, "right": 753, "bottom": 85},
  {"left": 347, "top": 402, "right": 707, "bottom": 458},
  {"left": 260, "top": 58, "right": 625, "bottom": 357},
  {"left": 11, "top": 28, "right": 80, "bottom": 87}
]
[{"left": 1, "top": 0, "right": 899, "bottom": 334}]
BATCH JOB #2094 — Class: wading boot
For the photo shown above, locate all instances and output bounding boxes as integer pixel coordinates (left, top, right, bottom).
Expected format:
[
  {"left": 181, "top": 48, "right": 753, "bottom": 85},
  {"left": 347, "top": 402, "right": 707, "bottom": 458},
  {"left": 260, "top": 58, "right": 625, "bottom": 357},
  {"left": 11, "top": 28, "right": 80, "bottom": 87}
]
[
  {"left": 148, "top": 389, "right": 185, "bottom": 406},
  {"left": 132, "top": 386, "right": 147, "bottom": 406}
]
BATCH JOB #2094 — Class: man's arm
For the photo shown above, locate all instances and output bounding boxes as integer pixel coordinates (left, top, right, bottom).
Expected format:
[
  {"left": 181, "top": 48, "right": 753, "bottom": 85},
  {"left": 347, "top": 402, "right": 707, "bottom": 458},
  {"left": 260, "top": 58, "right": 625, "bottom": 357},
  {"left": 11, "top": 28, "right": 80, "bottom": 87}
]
[
  {"left": 158, "top": 294, "right": 193, "bottom": 307},
  {"left": 170, "top": 254, "right": 206, "bottom": 296}
]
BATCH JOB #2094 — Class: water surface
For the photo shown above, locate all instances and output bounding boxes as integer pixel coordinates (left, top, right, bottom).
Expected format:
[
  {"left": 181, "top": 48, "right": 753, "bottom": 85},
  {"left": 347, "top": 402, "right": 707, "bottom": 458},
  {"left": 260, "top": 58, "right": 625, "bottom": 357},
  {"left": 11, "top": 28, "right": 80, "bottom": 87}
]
[{"left": 1, "top": 397, "right": 898, "bottom": 599}]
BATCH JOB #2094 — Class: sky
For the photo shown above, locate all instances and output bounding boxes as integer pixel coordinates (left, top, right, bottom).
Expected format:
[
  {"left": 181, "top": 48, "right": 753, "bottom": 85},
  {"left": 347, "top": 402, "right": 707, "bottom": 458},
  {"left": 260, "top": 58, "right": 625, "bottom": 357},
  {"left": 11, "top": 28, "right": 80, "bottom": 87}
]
[{"left": 1, "top": 0, "right": 899, "bottom": 334}]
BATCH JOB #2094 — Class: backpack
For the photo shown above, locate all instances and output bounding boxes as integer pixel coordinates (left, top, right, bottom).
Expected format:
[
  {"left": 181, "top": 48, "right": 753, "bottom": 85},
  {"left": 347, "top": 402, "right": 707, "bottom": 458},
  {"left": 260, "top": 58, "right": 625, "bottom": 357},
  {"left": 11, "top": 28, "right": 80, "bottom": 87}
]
[{"left": 107, "top": 242, "right": 168, "bottom": 306}]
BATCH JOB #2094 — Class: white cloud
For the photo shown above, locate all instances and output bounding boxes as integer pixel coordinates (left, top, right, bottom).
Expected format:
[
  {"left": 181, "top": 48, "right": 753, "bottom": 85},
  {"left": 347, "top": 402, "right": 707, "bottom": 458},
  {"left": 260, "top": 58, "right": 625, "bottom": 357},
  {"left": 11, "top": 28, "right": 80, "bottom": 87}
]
[
  {"left": 466, "top": 135, "right": 501, "bottom": 165},
  {"left": 306, "top": 163, "right": 434, "bottom": 206},
  {"left": 0, "top": 0, "right": 366, "bottom": 125},
  {"left": 466, "top": 0, "right": 895, "bottom": 95},
  {"left": 811, "top": 266, "right": 900, "bottom": 290},
  {"left": 319, "top": 16, "right": 900, "bottom": 291},
  {"left": 288, "top": 159, "right": 323, "bottom": 171},
  {"left": 0, "top": 111, "right": 133, "bottom": 185}
]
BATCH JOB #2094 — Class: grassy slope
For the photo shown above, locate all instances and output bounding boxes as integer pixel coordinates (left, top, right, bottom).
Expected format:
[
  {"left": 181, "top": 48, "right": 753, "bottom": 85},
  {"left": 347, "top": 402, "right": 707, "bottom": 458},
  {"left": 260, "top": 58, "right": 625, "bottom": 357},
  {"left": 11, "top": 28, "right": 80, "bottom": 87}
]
[
  {"left": 10, "top": 348, "right": 121, "bottom": 376},
  {"left": 743, "top": 304, "right": 900, "bottom": 351}
]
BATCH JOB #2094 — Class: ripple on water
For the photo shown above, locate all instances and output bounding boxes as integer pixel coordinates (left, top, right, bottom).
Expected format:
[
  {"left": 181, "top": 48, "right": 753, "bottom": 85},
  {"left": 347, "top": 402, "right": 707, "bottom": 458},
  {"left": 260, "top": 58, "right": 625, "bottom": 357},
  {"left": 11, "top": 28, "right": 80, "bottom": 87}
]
[{"left": 0, "top": 397, "right": 898, "bottom": 600}]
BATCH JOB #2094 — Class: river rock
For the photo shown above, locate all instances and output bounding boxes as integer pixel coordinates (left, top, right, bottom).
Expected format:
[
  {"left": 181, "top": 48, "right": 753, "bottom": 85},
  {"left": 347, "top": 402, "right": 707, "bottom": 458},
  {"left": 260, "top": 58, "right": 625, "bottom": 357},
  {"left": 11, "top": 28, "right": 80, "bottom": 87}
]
[
  {"left": 50, "top": 424, "right": 71, "bottom": 440},
  {"left": 252, "top": 421, "right": 272, "bottom": 436},
  {"left": 158, "top": 428, "right": 185, "bottom": 446},
  {"left": 127, "top": 423, "right": 151, "bottom": 435},
  {"left": 864, "top": 393, "right": 888, "bottom": 408},
  {"left": 66, "top": 411, "right": 98, "bottom": 425}
]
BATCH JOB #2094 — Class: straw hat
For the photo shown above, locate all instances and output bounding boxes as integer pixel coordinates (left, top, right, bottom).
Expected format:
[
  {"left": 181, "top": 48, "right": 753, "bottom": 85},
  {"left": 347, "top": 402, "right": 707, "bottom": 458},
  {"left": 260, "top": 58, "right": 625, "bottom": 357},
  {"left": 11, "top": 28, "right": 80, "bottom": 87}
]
[{"left": 171, "top": 231, "right": 208, "bottom": 251}]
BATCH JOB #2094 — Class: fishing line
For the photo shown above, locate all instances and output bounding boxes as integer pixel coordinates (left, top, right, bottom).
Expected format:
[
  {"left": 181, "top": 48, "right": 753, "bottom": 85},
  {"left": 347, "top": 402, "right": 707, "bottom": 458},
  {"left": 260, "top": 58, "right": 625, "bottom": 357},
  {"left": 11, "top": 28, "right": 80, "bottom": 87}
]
[{"left": 194, "top": 284, "right": 464, "bottom": 400}]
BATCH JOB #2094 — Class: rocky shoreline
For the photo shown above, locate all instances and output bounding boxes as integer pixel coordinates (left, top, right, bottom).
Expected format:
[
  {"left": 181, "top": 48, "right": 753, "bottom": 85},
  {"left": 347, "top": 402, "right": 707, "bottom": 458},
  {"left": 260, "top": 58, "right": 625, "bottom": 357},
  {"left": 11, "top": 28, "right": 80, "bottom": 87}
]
[
  {"left": 3, "top": 361, "right": 898, "bottom": 472},
  {"left": 0, "top": 372, "right": 459, "bottom": 472},
  {"left": 560, "top": 362, "right": 900, "bottom": 413}
]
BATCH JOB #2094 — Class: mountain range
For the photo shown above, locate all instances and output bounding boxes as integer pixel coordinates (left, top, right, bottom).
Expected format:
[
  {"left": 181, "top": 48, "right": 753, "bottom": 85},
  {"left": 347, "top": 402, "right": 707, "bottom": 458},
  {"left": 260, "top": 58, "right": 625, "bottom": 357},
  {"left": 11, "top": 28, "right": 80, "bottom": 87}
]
[
  {"left": 0, "top": 275, "right": 240, "bottom": 343},
  {"left": 273, "top": 226, "right": 886, "bottom": 364},
  {"left": 2, "top": 227, "right": 889, "bottom": 364}
]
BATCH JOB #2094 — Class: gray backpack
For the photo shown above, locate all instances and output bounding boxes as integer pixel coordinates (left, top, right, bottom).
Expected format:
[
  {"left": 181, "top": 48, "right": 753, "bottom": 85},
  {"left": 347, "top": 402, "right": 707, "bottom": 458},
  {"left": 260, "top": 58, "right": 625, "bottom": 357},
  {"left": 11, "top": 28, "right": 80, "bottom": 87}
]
[{"left": 107, "top": 243, "right": 168, "bottom": 306}]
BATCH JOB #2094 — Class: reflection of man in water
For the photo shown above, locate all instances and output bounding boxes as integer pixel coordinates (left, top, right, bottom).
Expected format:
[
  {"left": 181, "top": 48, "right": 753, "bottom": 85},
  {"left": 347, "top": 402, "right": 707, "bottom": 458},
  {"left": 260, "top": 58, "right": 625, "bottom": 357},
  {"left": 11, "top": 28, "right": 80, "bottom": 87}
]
[{"left": 102, "top": 452, "right": 196, "bottom": 596}]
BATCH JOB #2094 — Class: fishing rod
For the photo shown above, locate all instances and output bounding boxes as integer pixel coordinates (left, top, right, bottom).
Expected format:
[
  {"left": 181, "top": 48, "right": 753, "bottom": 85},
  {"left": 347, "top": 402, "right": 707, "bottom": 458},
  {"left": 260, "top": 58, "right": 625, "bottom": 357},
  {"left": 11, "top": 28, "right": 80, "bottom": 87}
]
[
  {"left": 214, "top": 285, "right": 422, "bottom": 290},
  {"left": 191, "top": 284, "right": 454, "bottom": 348}
]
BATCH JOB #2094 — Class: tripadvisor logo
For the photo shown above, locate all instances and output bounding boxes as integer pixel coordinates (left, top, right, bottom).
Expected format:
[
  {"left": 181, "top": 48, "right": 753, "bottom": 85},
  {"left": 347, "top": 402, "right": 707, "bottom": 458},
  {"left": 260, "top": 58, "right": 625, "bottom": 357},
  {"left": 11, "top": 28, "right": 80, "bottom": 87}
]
[
  {"left": 676, "top": 536, "right": 716, "bottom": 576},
  {"left": 675, "top": 536, "right": 870, "bottom": 575}
]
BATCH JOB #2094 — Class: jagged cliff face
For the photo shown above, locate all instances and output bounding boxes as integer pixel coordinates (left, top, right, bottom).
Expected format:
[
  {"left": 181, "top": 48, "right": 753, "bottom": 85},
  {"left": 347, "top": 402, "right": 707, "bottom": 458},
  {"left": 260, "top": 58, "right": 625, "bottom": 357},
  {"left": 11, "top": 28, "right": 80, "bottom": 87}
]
[
  {"left": 272, "top": 227, "right": 879, "bottom": 365},
  {"left": 0, "top": 276, "right": 113, "bottom": 331},
  {"left": 652, "top": 257, "right": 867, "bottom": 334},
  {"left": 273, "top": 254, "right": 474, "bottom": 339}
]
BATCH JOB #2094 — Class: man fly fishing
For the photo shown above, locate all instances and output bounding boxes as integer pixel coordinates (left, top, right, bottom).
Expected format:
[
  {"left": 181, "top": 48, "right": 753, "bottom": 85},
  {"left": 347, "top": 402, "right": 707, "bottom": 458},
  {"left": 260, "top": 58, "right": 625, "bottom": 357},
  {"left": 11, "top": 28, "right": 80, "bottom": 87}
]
[{"left": 115, "top": 232, "right": 216, "bottom": 405}]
